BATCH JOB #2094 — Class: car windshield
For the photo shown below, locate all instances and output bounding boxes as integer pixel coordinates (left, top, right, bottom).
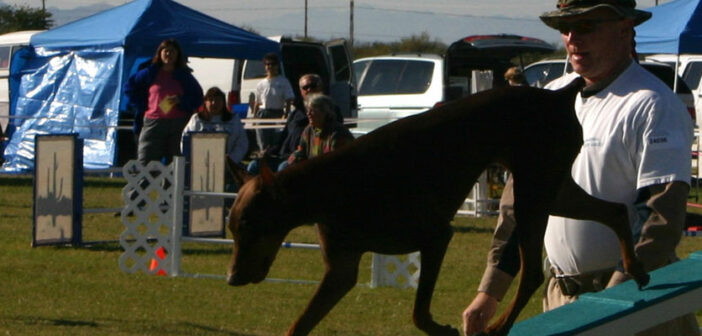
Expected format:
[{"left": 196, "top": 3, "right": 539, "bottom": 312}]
[{"left": 358, "top": 59, "right": 434, "bottom": 95}]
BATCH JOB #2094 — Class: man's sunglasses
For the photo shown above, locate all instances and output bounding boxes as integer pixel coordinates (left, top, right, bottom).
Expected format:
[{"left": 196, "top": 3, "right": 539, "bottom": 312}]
[
  {"left": 301, "top": 82, "right": 318, "bottom": 91},
  {"left": 264, "top": 62, "right": 278, "bottom": 67},
  {"left": 554, "top": 18, "right": 623, "bottom": 35}
]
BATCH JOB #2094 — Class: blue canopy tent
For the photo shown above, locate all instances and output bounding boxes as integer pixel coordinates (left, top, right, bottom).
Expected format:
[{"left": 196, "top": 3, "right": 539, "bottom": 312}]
[
  {"left": 1, "top": 0, "right": 279, "bottom": 172},
  {"left": 635, "top": 0, "right": 702, "bottom": 90},
  {"left": 635, "top": 0, "right": 702, "bottom": 55}
]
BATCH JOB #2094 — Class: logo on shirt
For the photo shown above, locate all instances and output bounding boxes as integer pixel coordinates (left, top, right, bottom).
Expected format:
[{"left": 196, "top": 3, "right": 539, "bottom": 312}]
[
  {"left": 583, "top": 137, "right": 601, "bottom": 147},
  {"left": 648, "top": 136, "right": 668, "bottom": 145}
]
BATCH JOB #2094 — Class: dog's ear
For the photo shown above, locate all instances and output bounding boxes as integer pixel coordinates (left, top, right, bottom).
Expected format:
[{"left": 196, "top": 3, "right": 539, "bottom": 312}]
[
  {"left": 259, "top": 158, "right": 275, "bottom": 187},
  {"left": 226, "top": 156, "right": 254, "bottom": 188}
]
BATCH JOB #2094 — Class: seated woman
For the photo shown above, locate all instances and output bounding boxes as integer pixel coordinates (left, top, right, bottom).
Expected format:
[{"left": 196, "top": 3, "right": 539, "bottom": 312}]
[
  {"left": 286, "top": 94, "right": 353, "bottom": 167},
  {"left": 181, "top": 87, "right": 248, "bottom": 164}
]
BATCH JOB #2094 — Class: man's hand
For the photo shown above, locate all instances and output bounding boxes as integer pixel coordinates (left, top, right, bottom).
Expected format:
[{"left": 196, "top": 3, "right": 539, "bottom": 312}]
[{"left": 463, "top": 292, "right": 498, "bottom": 336}]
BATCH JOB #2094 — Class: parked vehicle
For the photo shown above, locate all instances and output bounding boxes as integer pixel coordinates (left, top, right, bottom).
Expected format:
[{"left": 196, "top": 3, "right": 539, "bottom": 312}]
[
  {"left": 190, "top": 36, "right": 356, "bottom": 121},
  {"left": 0, "top": 30, "right": 43, "bottom": 133},
  {"left": 352, "top": 34, "right": 555, "bottom": 135},
  {"left": 645, "top": 54, "right": 702, "bottom": 128},
  {"left": 523, "top": 58, "right": 697, "bottom": 124}
]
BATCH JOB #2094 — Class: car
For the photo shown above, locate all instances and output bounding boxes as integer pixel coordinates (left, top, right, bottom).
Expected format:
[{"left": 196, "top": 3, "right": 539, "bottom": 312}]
[
  {"left": 352, "top": 34, "right": 556, "bottom": 135},
  {"left": 523, "top": 58, "right": 696, "bottom": 123},
  {"left": 352, "top": 54, "right": 444, "bottom": 134}
]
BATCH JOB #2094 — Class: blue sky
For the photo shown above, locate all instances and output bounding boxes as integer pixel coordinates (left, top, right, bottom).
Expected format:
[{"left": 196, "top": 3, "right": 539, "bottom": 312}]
[{"left": 1, "top": 0, "right": 673, "bottom": 45}]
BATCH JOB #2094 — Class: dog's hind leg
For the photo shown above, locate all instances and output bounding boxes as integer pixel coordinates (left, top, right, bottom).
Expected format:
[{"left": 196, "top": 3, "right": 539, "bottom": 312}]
[
  {"left": 412, "top": 224, "right": 459, "bottom": 336},
  {"left": 286, "top": 233, "right": 363, "bottom": 336},
  {"left": 549, "top": 175, "right": 649, "bottom": 288}
]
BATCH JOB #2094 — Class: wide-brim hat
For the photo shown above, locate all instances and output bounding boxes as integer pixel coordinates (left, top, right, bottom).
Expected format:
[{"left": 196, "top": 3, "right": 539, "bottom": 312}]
[{"left": 540, "top": 0, "right": 652, "bottom": 29}]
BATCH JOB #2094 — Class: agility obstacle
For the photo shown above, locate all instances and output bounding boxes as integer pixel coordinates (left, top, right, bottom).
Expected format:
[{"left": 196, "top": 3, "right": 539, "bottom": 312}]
[
  {"left": 32, "top": 133, "right": 123, "bottom": 246},
  {"left": 510, "top": 251, "right": 702, "bottom": 335}
]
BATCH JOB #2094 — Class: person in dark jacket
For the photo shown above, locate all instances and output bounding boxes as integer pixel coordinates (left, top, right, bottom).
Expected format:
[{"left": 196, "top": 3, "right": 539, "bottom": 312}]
[{"left": 124, "top": 38, "right": 203, "bottom": 165}]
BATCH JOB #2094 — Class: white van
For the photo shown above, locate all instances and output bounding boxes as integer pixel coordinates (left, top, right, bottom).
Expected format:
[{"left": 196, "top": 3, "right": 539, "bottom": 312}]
[
  {"left": 239, "top": 37, "right": 356, "bottom": 120},
  {"left": 189, "top": 36, "right": 356, "bottom": 121},
  {"left": 0, "top": 30, "right": 43, "bottom": 133}
]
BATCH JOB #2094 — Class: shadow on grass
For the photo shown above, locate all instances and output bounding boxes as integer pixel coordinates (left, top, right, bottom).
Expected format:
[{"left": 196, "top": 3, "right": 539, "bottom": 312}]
[
  {"left": 451, "top": 225, "right": 494, "bottom": 234},
  {"left": 178, "top": 322, "right": 255, "bottom": 336},
  {"left": 9, "top": 315, "right": 98, "bottom": 328},
  {"left": 0, "top": 175, "right": 33, "bottom": 186},
  {"left": 7, "top": 316, "right": 254, "bottom": 335}
]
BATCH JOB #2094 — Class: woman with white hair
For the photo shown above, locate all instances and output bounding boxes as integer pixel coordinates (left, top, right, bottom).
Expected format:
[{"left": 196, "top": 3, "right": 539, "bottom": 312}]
[{"left": 286, "top": 94, "right": 353, "bottom": 165}]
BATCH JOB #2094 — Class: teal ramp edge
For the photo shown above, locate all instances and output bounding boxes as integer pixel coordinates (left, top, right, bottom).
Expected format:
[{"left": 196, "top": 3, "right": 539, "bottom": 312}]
[{"left": 510, "top": 250, "right": 702, "bottom": 335}]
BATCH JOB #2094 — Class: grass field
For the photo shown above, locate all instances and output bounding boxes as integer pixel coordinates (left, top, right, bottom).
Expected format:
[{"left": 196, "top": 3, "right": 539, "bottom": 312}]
[{"left": 1, "top": 175, "right": 701, "bottom": 335}]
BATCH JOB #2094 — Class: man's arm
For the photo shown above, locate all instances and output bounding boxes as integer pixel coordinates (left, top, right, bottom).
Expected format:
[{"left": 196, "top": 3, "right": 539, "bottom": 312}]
[
  {"left": 608, "top": 181, "right": 689, "bottom": 286},
  {"left": 463, "top": 176, "right": 521, "bottom": 335}
]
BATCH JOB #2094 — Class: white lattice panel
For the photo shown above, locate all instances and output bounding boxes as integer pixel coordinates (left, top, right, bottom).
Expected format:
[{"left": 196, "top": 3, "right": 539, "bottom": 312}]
[
  {"left": 371, "top": 252, "right": 421, "bottom": 289},
  {"left": 118, "top": 160, "right": 174, "bottom": 275}
]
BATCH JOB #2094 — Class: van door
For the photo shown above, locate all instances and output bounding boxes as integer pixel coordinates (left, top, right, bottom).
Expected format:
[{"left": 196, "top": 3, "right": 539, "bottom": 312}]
[{"left": 325, "top": 39, "right": 357, "bottom": 120}]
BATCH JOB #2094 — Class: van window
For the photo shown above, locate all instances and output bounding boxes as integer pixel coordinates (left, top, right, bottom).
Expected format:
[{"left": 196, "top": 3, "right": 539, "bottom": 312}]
[
  {"left": 243, "top": 60, "right": 266, "bottom": 80},
  {"left": 359, "top": 60, "right": 434, "bottom": 95},
  {"left": 683, "top": 61, "right": 702, "bottom": 90},
  {"left": 328, "top": 44, "right": 351, "bottom": 81},
  {"left": 0, "top": 46, "right": 10, "bottom": 69}
]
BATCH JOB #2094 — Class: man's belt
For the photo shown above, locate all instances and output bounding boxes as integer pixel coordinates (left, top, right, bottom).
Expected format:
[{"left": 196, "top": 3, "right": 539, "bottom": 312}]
[{"left": 550, "top": 266, "right": 614, "bottom": 297}]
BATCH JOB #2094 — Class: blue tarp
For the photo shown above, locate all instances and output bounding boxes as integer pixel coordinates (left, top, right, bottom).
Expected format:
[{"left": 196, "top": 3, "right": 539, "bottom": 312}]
[
  {"left": 1, "top": 0, "right": 279, "bottom": 172},
  {"left": 635, "top": 0, "right": 702, "bottom": 54}
]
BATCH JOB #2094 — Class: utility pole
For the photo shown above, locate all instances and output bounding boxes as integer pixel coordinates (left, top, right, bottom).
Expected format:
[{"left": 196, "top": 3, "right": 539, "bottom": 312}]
[
  {"left": 304, "top": 0, "right": 308, "bottom": 39},
  {"left": 42, "top": 0, "right": 46, "bottom": 10},
  {"left": 350, "top": 0, "right": 354, "bottom": 47}
]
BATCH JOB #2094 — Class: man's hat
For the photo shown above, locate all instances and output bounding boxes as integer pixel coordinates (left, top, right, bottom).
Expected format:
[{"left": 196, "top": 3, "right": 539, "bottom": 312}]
[{"left": 540, "top": 0, "right": 652, "bottom": 29}]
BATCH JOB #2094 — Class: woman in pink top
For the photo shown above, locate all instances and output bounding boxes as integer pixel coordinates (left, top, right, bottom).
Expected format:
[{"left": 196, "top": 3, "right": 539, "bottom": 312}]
[{"left": 125, "top": 39, "right": 203, "bottom": 165}]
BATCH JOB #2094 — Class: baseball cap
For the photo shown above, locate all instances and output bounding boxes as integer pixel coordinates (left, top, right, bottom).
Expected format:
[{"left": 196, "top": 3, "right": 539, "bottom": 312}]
[{"left": 540, "top": 0, "right": 652, "bottom": 29}]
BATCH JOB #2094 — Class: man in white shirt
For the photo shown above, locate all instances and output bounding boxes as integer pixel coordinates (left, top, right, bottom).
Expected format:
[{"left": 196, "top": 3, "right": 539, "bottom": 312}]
[
  {"left": 462, "top": 1, "right": 699, "bottom": 335},
  {"left": 253, "top": 53, "right": 294, "bottom": 152}
]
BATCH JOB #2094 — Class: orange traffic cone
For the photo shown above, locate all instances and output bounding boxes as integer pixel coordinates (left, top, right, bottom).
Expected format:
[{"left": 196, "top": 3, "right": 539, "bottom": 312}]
[{"left": 149, "top": 246, "right": 168, "bottom": 276}]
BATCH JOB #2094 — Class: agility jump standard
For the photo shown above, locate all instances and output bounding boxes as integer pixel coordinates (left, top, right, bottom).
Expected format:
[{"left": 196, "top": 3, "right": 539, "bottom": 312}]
[{"left": 510, "top": 250, "right": 702, "bottom": 335}]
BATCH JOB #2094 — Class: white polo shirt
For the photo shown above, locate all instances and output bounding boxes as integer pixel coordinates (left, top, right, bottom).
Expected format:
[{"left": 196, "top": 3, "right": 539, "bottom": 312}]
[{"left": 543, "top": 62, "right": 693, "bottom": 276}]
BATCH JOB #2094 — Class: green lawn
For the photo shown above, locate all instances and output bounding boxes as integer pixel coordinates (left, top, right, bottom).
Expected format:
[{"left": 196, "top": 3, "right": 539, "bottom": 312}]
[{"left": 1, "top": 175, "right": 701, "bottom": 335}]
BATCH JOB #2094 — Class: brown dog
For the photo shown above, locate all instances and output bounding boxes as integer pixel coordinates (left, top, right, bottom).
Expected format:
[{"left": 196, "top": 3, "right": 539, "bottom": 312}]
[{"left": 226, "top": 78, "right": 649, "bottom": 336}]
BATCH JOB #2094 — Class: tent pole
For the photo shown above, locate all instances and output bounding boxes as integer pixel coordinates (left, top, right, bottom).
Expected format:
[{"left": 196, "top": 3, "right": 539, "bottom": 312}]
[{"left": 674, "top": 54, "right": 680, "bottom": 92}]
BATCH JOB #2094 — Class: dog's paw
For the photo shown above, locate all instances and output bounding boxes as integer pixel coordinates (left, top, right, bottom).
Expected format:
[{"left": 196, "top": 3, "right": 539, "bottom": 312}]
[
  {"left": 635, "top": 272, "right": 651, "bottom": 290},
  {"left": 626, "top": 260, "right": 650, "bottom": 290}
]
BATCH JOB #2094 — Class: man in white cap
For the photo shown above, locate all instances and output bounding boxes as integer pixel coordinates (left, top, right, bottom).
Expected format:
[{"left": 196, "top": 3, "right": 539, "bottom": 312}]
[{"left": 462, "top": 1, "right": 699, "bottom": 335}]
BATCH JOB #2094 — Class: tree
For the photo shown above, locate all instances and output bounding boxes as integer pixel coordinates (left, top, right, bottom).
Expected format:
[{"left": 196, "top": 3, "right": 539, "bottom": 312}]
[
  {"left": 0, "top": 5, "right": 53, "bottom": 34},
  {"left": 353, "top": 32, "right": 447, "bottom": 59}
]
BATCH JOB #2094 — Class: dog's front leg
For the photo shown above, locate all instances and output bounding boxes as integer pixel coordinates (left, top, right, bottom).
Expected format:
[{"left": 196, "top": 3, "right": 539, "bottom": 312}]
[
  {"left": 549, "top": 175, "right": 649, "bottom": 288},
  {"left": 286, "top": 242, "right": 362, "bottom": 336},
  {"left": 413, "top": 225, "right": 458, "bottom": 336}
]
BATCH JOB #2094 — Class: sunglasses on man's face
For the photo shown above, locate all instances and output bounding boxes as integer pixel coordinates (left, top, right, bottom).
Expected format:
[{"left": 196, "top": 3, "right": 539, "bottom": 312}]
[
  {"left": 555, "top": 17, "right": 623, "bottom": 35},
  {"left": 301, "top": 83, "right": 318, "bottom": 91},
  {"left": 264, "top": 62, "right": 277, "bottom": 67}
]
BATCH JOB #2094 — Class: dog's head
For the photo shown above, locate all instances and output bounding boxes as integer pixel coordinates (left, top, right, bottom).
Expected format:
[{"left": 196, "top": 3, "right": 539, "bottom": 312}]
[{"left": 226, "top": 163, "right": 289, "bottom": 286}]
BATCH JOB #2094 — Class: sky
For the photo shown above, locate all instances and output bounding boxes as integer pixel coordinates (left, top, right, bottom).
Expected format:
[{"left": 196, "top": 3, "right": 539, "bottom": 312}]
[{"left": 0, "top": 0, "right": 673, "bottom": 45}]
